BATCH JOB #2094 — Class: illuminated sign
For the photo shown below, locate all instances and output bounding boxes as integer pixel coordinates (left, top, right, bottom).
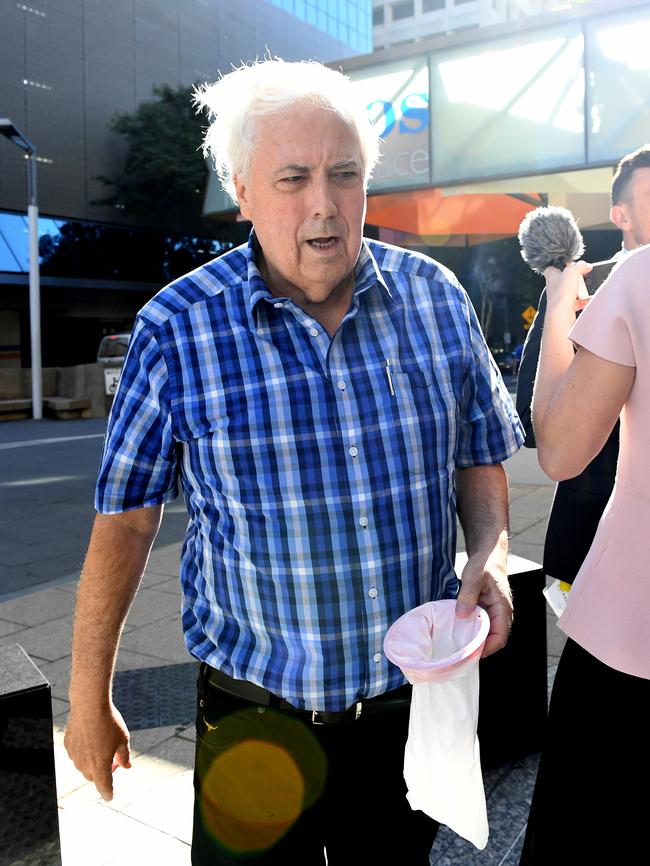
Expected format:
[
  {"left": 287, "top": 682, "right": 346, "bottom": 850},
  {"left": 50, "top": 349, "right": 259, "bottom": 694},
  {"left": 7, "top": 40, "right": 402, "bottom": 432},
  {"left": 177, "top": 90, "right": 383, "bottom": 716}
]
[{"left": 350, "top": 58, "right": 431, "bottom": 192}]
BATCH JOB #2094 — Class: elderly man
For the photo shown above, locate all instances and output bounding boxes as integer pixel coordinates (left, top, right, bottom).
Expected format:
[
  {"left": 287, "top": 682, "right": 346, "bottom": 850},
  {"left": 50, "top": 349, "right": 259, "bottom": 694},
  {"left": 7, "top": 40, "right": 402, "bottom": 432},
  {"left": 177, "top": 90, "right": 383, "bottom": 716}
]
[{"left": 65, "top": 59, "right": 523, "bottom": 865}]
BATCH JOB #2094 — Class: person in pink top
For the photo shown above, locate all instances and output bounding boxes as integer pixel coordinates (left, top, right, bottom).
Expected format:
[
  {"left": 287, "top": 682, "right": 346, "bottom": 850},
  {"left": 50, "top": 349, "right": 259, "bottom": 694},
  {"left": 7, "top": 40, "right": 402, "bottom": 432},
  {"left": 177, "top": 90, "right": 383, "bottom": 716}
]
[{"left": 519, "top": 246, "right": 649, "bottom": 864}]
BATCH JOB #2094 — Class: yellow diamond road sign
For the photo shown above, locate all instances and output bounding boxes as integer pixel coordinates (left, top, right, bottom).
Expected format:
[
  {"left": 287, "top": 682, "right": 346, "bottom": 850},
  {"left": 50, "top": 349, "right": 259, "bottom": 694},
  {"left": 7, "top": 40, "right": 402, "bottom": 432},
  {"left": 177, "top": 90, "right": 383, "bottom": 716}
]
[{"left": 521, "top": 305, "right": 537, "bottom": 326}]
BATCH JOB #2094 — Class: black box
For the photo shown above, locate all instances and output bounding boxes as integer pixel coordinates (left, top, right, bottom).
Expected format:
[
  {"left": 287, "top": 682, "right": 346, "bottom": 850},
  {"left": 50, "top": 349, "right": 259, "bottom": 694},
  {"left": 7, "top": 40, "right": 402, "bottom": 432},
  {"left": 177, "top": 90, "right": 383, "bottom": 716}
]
[
  {"left": 455, "top": 553, "right": 548, "bottom": 769},
  {"left": 0, "top": 644, "right": 62, "bottom": 866}
]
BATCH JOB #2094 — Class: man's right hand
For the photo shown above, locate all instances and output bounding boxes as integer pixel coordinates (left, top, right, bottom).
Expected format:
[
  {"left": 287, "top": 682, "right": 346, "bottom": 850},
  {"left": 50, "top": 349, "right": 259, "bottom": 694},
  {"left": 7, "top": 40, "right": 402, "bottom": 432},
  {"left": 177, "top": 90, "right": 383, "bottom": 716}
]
[{"left": 64, "top": 702, "right": 132, "bottom": 801}]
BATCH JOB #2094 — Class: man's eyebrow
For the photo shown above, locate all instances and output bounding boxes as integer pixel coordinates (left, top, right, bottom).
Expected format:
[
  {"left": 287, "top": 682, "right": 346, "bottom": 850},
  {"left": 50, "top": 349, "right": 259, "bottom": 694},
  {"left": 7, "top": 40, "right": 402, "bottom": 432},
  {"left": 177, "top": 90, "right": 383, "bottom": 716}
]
[
  {"left": 273, "top": 158, "right": 362, "bottom": 176},
  {"left": 331, "top": 159, "right": 362, "bottom": 170},
  {"left": 274, "top": 163, "right": 310, "bottom": 176}
]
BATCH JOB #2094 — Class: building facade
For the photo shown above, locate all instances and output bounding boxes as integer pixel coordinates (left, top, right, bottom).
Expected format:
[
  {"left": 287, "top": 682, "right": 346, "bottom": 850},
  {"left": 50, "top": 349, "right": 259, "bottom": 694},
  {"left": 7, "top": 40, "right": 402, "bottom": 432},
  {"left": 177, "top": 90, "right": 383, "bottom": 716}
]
[
  {"left": 372, "top": 0, "right": 588, "bottom": 50},
  {"left": 0, "top": 0, "right": 371, "bottom": 368}
]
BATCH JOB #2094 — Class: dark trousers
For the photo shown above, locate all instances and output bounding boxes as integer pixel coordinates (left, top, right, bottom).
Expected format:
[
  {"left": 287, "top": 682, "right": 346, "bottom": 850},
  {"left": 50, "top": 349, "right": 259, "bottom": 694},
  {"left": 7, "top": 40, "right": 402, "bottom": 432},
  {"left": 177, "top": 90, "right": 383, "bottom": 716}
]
[
  {"left": 191, "top": 668, "right": 438, "bottom": 865},
  {"left": 520, "top": 638, "right": 650, "bottom": 865}
]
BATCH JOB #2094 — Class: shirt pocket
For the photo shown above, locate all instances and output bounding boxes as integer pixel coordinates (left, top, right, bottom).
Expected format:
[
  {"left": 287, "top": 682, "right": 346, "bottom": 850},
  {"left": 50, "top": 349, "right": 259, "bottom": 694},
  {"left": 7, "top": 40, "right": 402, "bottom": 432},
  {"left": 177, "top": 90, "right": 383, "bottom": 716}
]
[{"left": 389, "top": 359, "right": 457, "bottom": 477}]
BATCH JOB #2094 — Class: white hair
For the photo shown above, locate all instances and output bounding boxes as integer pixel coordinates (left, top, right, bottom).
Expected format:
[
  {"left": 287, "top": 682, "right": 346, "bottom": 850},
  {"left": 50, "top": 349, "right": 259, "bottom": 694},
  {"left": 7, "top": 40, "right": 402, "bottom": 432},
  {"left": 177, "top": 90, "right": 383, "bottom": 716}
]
[{"left": 193, "top": 58, "right": 380, "bottom": 205}]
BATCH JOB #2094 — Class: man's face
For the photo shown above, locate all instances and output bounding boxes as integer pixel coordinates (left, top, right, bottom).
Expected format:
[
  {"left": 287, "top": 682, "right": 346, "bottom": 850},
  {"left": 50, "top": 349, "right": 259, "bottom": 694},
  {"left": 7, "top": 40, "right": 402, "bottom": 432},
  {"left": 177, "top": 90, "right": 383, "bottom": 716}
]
[
  {"left": 610, "top": 166, "right": 650, "bottom": 249},
  {"left": 234, "top": 103, "right": 366, "bottom": 320}
]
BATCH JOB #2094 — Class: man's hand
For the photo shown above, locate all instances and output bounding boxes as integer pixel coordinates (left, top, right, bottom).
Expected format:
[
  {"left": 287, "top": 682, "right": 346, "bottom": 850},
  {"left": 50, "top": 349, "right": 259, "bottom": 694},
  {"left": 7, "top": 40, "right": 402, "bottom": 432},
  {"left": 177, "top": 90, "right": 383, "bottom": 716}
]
[
  {"left": 456, "top": 549, "right": 512, "bottom": 657},
  {"left": 64, "top": 702, "right": 132, "bottom": 801},
  {"left": 455, "top": 464, "right": 511, "bottom": 657}
]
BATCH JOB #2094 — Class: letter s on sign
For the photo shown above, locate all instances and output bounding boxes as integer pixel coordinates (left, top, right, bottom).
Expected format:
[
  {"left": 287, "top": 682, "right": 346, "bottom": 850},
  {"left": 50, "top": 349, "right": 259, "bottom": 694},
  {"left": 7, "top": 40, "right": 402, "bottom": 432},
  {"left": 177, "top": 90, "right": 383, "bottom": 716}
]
[{"left": 399, "top": 93, "right": 429, "bottom": 135}]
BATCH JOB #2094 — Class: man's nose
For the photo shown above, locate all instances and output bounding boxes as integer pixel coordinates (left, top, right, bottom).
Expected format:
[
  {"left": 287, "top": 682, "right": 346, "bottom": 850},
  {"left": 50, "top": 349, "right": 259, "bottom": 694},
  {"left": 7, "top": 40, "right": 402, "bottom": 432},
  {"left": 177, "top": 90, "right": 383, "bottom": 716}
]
[{"left": 311, "top": 178, "right": 338, "bottom": 220}]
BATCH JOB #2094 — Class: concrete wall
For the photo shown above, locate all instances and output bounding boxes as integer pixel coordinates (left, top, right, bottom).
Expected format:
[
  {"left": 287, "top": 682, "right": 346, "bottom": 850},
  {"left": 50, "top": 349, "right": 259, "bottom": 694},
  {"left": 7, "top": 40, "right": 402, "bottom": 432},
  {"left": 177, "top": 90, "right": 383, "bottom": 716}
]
[{"left": 0, "top": 363, "right": 107, "bottom": 418}]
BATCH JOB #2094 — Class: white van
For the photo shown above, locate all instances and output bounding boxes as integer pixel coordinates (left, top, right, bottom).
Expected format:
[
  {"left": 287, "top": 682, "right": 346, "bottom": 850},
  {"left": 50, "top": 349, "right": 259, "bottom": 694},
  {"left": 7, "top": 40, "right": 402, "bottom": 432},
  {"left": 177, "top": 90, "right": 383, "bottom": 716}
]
[{"left": 97, "top": 333, "right": 131, "bottom": 395}]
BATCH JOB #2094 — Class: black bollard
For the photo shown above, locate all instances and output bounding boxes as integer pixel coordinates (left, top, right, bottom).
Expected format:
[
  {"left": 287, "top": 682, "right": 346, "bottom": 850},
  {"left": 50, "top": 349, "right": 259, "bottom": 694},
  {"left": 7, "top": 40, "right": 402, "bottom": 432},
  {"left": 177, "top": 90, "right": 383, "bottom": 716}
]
[
  {"left": 0, "top": 644, "right": 62, "bottom": 866},
  {"left": 455, "top": 552, "right": 548, "bottom": 769}
]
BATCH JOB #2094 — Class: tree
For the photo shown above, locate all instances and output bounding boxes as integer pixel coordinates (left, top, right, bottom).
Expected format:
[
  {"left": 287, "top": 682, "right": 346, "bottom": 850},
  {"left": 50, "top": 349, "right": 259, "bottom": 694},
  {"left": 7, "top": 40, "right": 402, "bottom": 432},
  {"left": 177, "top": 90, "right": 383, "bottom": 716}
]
[{"left": 97, "top": 84, "right": 208, "bottom": 225}]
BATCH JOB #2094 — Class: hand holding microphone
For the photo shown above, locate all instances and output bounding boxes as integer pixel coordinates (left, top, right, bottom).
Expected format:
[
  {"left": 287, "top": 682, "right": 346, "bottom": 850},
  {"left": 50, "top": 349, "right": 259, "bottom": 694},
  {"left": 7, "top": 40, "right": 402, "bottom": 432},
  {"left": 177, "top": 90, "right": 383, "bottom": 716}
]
[
  {"left": 544, "top": 260, "right": 593, "bottom": 314},
  {"left": 518, "top": 204, "right": 616, "bottom": 306}
]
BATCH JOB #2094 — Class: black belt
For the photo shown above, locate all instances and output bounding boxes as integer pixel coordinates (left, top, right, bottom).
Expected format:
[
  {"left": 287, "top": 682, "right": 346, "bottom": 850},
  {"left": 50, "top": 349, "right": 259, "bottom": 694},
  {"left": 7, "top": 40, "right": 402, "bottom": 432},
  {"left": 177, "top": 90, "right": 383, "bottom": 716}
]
[{"left": 202, "top": 664, "right": 411, "bottom": 725}]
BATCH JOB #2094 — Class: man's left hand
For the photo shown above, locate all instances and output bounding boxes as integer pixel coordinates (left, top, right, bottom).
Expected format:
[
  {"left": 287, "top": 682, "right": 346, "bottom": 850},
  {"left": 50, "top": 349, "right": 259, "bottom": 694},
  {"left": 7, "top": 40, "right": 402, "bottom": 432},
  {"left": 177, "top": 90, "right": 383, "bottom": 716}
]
[{"left": 456, "top": 549, "right": 512, "bottom": 658}]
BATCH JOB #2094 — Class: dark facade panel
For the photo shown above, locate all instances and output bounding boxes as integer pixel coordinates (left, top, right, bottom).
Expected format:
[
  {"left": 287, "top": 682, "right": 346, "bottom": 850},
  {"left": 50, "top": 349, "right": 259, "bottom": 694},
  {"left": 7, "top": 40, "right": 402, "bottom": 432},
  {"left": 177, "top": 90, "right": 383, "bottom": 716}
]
[{"left": 0, "top": 0, "right": 364, "bottom": 227}]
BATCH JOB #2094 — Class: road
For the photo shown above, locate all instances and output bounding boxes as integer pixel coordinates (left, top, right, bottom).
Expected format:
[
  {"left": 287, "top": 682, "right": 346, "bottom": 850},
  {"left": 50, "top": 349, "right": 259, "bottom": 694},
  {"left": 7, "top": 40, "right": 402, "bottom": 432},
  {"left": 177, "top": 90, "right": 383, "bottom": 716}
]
[{"left": 0, "top": 417, "right": 188, "bottom": 600}]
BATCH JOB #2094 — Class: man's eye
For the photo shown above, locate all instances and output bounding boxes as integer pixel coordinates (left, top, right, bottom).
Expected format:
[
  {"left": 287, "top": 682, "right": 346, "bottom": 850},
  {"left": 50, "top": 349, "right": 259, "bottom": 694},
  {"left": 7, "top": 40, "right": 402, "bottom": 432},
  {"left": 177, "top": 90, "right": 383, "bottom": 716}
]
[
  {"left": 280, "top": 176, "right": 304, "bottom": 184},
  {"left": 335, "top": 171, "right": 359, "bottom": 180}
]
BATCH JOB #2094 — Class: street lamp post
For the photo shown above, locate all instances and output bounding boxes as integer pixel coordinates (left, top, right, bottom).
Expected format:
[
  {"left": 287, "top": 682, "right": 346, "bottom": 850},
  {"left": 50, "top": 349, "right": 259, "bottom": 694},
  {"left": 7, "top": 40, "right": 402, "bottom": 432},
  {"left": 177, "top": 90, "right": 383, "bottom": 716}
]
[{"left": 0, "top": 118, "right": 42, "bottom": 420}]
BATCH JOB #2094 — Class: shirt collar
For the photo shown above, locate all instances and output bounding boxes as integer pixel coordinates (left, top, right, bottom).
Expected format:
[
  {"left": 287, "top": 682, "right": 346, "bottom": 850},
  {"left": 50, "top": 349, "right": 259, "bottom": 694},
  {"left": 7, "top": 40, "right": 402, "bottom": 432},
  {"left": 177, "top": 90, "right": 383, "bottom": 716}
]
[{"left": 244, "top": 230, "right": 394, "bottom": 329}]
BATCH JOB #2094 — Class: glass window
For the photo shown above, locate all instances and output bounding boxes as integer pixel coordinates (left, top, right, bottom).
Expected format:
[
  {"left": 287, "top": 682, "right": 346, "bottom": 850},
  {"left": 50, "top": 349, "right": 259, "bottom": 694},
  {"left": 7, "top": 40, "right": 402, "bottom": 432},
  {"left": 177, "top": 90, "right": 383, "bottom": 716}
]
[
  {"left": 391, "top": 1, "right": 414, "bottom": 21},
  {"left": 0, "top": 213, "right": 29, "bottom": 271},
  {"left": 0, "top": 229, "right": 22, "bottom": 272},
  {"left": 373, "top": 7, "right": 384, "bottom": 26},
  {"left": 350, "top": 56, "right": 431, "bottom": 191},
  {"left": 586, "top": 8, "right": 650, "bottom": 163},
  {"left": 430, "top": 24, "right": 585, "bottom": 184},
  {"left": 423, "top": 0, "right": 444, "bottom": 11}
]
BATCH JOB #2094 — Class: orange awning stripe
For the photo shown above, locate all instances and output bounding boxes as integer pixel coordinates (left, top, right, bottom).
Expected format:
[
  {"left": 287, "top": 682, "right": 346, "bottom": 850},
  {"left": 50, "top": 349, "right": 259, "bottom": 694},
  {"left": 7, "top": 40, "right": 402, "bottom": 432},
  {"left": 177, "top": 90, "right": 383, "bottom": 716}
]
[{"left": 366, "top": 188, "right": 543, "bottom": 236}]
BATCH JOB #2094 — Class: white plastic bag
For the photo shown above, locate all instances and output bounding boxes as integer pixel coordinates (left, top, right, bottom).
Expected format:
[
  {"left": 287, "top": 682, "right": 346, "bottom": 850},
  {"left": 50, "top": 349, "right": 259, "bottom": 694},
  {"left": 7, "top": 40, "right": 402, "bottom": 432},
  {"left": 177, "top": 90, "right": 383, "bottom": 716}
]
[{"left": 383, "top": 599, "right": 490, "bottom": 850}]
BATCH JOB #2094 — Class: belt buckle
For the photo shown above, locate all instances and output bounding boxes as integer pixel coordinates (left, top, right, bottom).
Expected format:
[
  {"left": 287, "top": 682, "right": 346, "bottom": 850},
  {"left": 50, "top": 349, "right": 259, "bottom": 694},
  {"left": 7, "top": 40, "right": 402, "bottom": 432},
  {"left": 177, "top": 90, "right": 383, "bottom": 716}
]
[{"left": 310, "top": 702, "right": 362, "bottom": 726}]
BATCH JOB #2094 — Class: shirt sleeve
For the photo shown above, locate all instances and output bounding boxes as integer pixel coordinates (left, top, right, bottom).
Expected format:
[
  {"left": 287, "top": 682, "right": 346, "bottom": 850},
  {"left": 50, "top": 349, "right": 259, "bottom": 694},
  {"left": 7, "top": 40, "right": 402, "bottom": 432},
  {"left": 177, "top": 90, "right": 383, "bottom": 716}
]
[
  {"left": 569, "top": 265, "right": 636, "bottom": 368},
  {"left": 456, "top": 292, "right": 525, "bottom": 467},
  {"left": 95, "top": 318, "right": 179, "bottom": 514}
]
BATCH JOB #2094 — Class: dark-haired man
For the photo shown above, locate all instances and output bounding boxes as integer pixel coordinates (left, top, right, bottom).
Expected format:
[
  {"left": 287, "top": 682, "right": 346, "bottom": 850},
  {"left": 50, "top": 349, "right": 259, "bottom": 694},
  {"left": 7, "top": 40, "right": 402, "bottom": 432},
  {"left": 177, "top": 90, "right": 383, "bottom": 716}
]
[{"left": 610, "top": 144, "right": 650, "bottom": 252}]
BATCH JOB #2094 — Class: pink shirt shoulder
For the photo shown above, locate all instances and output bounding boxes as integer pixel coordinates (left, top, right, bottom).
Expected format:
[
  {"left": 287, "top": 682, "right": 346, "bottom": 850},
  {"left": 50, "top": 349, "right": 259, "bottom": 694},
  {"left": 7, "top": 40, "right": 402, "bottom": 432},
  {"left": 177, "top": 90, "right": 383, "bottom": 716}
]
[{"left": 559, "top": 246, "right": 650, "bottom": 680}]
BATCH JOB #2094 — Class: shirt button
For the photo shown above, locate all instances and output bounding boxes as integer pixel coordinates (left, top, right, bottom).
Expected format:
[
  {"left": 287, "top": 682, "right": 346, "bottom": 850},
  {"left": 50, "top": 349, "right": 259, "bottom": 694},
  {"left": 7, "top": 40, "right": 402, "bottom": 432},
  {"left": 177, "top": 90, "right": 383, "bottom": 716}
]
[
  {"left": 349, "top": 446, "right": 358, "bottom": 457},
  {"left": 273, "top": 302, "right": 284, "bottom": 309},
  {"left": 337, "top": 381, "right": 346, "bottom": 391},
  {"left": 373, "top": 653, "right": 382, "bottom": 663},
  {"left": 359, "top": 516, "right": 368, "bottom": 528},
  {"left": 368, "top": 587, "right": 378, "bottom": 599},
  {"left": 309, "top": 327, "right": 319, "bottom": 337}
]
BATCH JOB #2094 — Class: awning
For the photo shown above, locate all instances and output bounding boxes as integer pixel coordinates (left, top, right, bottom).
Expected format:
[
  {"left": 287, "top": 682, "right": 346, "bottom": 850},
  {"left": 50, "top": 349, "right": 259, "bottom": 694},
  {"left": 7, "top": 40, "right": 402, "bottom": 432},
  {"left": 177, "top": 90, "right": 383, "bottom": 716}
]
[{"left": 365, "top": 188, "right": 546, "bottom": 237}]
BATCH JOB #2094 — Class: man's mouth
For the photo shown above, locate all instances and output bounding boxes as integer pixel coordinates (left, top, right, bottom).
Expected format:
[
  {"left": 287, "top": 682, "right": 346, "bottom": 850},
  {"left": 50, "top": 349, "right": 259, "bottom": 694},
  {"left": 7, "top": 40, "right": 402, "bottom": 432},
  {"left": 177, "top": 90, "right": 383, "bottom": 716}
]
[{"left": 307, "top": 237, "right": 338, "bottom": 249}]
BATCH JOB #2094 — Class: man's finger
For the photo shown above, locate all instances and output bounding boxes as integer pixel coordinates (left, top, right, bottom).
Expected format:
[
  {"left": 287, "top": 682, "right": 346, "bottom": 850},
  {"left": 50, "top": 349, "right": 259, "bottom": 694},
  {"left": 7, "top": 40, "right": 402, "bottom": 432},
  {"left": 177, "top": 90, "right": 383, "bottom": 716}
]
[
  {"left": 114, "top": 741, "right": 132, "bottom": 769},
  {"left": 95, "top": 765, "right": 115, "bottom": 801}
]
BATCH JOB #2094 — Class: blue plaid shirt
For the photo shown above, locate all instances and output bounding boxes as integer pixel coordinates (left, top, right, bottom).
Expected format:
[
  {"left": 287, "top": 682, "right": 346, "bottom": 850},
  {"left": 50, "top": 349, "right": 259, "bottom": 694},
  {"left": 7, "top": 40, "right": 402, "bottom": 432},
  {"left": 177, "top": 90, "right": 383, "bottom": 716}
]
[{"left": 96, "top": 235, "right": 523, "bottom": 711}]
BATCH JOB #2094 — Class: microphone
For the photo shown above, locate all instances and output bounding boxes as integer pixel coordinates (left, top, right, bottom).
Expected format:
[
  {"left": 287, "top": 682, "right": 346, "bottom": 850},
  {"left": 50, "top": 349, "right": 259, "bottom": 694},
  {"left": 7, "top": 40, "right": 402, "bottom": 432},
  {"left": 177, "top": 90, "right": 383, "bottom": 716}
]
[{"left": 518, "top": 205, "right": 584, "bottom": 274}]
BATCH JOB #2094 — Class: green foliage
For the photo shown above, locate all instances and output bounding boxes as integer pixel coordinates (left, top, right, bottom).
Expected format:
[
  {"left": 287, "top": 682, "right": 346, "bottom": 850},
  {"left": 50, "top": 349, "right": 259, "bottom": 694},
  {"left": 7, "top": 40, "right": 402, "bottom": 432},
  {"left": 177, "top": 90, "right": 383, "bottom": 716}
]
[{"left": 97, "top": 84, "right": 207, "bottom": 220}]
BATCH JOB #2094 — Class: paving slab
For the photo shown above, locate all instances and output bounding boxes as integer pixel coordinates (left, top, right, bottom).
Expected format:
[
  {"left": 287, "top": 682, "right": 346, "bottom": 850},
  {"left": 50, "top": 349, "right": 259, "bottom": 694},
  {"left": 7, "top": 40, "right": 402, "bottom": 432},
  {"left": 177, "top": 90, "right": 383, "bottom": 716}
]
[
  {"left": 123, "top": 587, "right": 182, "bottom": 629},
  {"left": 57, "top": 800, "right": 191, "bottom": 866},
  {"left": 0, "top": 618, "right": 23, "bottom": 637},
  {"left": 431, "top": 754, "right": 539, "bottom": 865},
  {"left": 0, "top": 585, "right": 75, "bottom": 626},
  {"left": 0, "top": 615, "right": 73, "bottom": 661},
  {"left": 119, "top": 615, "right": 190, "bottom": 664}
]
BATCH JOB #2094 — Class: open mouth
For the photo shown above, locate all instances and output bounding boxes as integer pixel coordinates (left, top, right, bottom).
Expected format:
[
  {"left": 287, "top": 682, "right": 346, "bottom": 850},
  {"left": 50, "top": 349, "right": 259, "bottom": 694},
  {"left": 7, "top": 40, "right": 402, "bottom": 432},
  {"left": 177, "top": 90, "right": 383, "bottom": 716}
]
[{"left": 307, "top": 237, "right": 338, "bottom": 249}]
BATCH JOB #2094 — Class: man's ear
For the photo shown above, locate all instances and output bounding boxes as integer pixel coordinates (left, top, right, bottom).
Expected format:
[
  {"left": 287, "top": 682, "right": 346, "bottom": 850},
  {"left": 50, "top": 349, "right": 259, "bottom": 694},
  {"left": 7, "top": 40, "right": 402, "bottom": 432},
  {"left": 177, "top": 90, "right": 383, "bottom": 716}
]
[
  {"left": 234, "top": 173, "right": 252, "bottom": 221},
  {"left": 610, "top": 203, "right": 629, "bottom": 232}
]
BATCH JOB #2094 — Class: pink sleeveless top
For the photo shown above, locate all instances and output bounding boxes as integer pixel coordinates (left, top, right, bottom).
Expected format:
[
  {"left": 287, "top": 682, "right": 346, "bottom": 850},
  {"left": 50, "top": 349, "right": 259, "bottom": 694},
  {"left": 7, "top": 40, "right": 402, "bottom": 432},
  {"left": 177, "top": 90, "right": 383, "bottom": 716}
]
[{"left": 558, "top": 246, "right": 650, "bottom": 680}]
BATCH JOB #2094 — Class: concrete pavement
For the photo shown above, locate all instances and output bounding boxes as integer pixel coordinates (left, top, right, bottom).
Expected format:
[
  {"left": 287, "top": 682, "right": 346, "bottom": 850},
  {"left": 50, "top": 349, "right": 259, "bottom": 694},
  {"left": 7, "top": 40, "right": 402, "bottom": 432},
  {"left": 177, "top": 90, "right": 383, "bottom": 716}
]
[{"left": 0, "top": 420, "right": 562, "bottom": 866}]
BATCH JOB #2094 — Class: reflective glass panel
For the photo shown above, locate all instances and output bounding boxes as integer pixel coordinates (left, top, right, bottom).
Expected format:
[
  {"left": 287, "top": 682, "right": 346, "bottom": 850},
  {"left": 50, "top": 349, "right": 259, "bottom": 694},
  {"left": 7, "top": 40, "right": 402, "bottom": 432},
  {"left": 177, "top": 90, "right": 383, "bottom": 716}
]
[
  {"left": 586, "top": 8, "right": 650, "bottom": 163},
  {"left": 350, "top": 57, "right": 431, "bottom": 191},
  {"left": 0, "top": 213, "right": 29, "bottom": 271},
  {"left": 430, "top": 23, "right": 585, "bottom": 183}
]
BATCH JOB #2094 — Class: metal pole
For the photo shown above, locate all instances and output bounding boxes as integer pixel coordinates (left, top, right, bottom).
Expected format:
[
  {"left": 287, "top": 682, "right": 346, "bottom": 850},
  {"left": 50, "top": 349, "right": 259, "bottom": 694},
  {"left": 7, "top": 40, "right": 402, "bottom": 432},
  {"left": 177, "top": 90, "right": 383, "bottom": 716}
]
[{"left": 26, "top": 151, "right": 42, "bottom": 419}]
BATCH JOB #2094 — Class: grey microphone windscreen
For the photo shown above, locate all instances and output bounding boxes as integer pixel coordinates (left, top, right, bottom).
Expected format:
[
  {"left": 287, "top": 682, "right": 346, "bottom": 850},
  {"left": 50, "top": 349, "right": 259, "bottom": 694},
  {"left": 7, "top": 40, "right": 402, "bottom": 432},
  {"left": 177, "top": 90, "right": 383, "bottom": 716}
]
[{"left": 518, "top": 205, "right": 584, "bottom": 274}]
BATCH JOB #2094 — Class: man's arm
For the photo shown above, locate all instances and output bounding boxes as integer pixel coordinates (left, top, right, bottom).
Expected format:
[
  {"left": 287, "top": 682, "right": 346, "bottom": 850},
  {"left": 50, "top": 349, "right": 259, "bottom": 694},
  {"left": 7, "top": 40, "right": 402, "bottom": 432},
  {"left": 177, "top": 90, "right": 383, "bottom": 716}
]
[
  {"left": 455, "top": 464, "right": 511, "bottom": 657},
  {"left": 64, "top": 505, "right": 162, "bottom": 801}
]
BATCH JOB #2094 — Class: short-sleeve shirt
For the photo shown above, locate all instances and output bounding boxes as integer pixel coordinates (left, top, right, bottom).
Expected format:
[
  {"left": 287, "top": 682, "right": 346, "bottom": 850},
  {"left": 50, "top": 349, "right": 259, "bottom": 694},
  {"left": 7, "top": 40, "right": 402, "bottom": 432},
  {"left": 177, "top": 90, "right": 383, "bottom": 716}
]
[
  {"left": 560, "top": 245, "right": 650, "bottom": 679},
  {"left": 96, "top": 235, "right": 523, "bottom": 709}
]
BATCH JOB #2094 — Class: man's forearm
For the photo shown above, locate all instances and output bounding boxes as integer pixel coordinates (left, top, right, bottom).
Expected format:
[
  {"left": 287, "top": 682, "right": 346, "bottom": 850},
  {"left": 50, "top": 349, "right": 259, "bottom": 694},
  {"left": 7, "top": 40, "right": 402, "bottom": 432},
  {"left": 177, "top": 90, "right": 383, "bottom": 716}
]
[
  {"left": 69, "top": 507, "right": 162, "bottom": 708},
  {"left": 456, "top": 464, "right": 509, "bottom": 558},
  {"left": 455, "top": 464, "right": 511, "bottom": 656}
]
